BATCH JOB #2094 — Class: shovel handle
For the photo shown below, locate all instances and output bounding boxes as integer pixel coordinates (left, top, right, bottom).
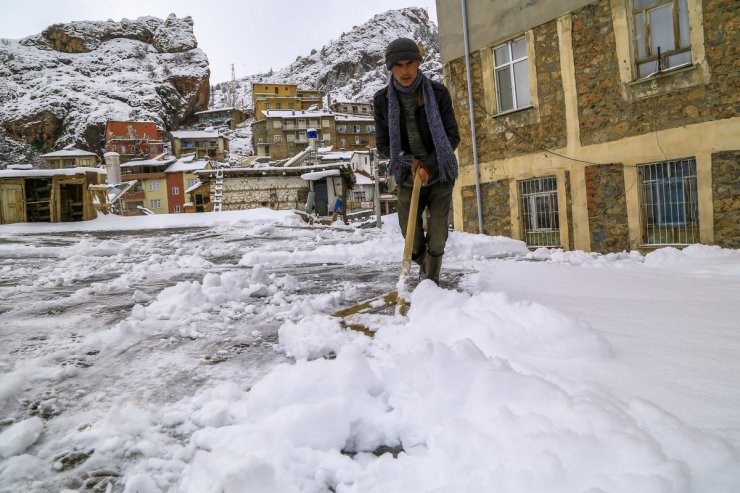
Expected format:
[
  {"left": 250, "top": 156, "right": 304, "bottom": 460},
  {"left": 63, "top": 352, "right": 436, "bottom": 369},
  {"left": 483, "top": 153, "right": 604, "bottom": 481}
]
[{"left": 397, "top": 172, "right": 423, "bottom": 314}]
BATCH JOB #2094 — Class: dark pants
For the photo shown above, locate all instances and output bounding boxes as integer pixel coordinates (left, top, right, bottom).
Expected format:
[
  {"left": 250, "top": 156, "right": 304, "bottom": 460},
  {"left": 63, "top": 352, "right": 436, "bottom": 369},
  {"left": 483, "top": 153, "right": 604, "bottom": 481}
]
[{"left": 396, "top": 180, "right": 453, "bottom": 258}]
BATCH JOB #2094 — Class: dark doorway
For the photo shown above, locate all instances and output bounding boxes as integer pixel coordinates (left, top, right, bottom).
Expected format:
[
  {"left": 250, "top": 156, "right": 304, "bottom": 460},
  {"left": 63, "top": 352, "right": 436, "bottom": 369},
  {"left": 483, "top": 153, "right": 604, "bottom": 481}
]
[
  {"left": 314, "top": 181, "right": 328, "bottom": 216},
  {"left": 59, "top": 183, "right": 84, "bottom": 222},
  {"left": 25, "top": 179, "right": 52, "bottom": 222}
]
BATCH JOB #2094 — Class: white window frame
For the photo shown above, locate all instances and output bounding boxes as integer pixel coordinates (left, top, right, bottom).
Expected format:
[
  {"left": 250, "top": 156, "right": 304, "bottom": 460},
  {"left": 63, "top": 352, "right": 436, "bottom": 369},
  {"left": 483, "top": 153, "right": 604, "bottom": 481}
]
[
  {"left": 631, "top": 0, "right": 692, "bottom": 78},
  {"left": 187, "top": 178, "right": 199, "bottom": 188},
  {"left": 148, "top": 181, "right": 160, "bottom": 192},
  {"left": 150, "top": 199, "right": 162, "bottom": 209},
  {"left": 273, "top": 120, "right": 282, "bottom": 129},
  {"left": 493, "top": 35, "right": 532, "bottom": 113},
  {"left": 323, "top": 133, "right": 331, "bottom": 142},
  {"left": 174, "top": 204, "right": 181, "bottom": 213},
  {"left": 274, "top": 135, "right": 282, "bottom": 143},
  {"left": 172, "top": 186, "right": 179, "bottom": 195}
]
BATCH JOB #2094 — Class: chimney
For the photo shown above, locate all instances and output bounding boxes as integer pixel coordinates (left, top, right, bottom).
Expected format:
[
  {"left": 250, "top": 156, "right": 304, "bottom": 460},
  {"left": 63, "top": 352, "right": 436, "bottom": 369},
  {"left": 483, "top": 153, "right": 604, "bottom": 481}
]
[{"left": 104, "top": 152, "right": 121, "bottom": 185}]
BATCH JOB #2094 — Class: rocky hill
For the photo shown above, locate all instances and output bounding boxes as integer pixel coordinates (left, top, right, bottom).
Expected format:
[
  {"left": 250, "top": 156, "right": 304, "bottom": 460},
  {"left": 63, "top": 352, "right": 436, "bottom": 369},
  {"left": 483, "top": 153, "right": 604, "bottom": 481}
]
[
  {"left": 0, "top": 14, "right": 210, "bottom": 166},
  {"left": 211, "top": 7, "right": 440, "bottom": 163}
]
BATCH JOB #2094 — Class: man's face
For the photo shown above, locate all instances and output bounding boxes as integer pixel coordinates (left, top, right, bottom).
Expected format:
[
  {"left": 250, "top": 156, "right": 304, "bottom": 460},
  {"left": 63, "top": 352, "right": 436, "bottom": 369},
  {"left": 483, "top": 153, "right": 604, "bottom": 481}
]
[{"left": 390, "top": 60, "right": 420, "bottom": 87}]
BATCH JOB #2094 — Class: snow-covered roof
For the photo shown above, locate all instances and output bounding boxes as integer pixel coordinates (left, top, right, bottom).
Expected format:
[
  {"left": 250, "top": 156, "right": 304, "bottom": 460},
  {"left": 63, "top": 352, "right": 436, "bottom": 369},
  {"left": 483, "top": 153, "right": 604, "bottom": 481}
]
[
  {"left": 321, "top": 152, "right": 354, "bottom": 161},
  {"left": 262, "top": 110, "right": 333, "bottom": 119},
  {"left": 166, "top": 158, "right": 210, "bottom": 173},
  {"left": 300, "top": 169, "right": 341, "bottom": 181},
  {"left": 354, "top": 173, "right": 374, "bottom": 185},
  {"left": 185, "top": 180, "right": 204, "bottom": 193},
  {"left": 121, "top": 158, "right": 175, "bottom": 168},
  {"left": 194, "top": 107, "right": 240, "bottom": 115},
  {"left": 0, "top": 167, "right": 105, "bottom": 178},
  {"left": 334, "top": 113, "right": 375, "bottom": 121},
  {"left": 170, "top": 131, "right": 221, "bottom": 139},
  {"left": 40, "top": 149, "right": 98, "bottom": 158}
]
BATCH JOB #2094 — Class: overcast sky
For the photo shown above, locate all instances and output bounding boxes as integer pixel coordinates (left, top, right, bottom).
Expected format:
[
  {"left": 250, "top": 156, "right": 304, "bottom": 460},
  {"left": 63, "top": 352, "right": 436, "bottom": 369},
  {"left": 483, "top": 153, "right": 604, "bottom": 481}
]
[{"left": 0, "top": 0, "right": 438, "bottom": 83}]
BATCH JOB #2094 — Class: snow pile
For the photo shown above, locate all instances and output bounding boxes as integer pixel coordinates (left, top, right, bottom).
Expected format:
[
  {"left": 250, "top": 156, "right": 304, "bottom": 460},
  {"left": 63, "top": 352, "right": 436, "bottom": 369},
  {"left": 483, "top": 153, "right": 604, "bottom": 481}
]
[{"left": 0, "top": 211, "right": 738, "bottom": 492}]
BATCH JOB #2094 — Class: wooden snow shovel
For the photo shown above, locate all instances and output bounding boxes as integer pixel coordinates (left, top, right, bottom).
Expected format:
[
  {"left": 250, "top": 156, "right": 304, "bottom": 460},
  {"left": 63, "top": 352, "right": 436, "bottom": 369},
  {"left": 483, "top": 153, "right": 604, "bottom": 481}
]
[{"left": 331, "top": 172, "right": 423, "bottom": 335}]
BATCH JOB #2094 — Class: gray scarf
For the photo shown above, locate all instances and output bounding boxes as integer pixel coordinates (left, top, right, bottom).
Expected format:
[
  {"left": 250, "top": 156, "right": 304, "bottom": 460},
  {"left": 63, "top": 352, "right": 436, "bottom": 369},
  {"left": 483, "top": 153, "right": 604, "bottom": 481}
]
[{"left": 387, "top": 70, "right": 458, "bottom": 183}]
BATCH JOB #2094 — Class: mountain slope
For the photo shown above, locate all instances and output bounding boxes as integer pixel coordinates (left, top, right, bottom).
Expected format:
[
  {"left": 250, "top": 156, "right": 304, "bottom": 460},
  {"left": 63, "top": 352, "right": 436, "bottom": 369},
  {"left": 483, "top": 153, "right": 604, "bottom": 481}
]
[{"left": 0, "top": 14, "right": 210, "bottom": 166}]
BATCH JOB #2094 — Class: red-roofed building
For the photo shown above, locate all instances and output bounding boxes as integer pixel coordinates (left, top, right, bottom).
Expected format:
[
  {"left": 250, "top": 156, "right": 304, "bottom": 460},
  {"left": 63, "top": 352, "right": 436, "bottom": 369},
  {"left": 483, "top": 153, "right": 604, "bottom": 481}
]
[{"left": 104, "top": 121, "right": 165, "bottom": 163}]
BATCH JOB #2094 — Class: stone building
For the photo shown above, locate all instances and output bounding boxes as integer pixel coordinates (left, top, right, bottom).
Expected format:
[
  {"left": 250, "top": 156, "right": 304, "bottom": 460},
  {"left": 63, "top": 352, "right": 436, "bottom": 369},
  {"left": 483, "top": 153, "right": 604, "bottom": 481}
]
[
  {"left": 169, "top": 131, "right": 228, "bottom": 161},
  {"left": 436, "top": 0, "right": 739, "bottom": 252},
  {"left": 252, "top": 110, "right": 336, "bottom": 160}
]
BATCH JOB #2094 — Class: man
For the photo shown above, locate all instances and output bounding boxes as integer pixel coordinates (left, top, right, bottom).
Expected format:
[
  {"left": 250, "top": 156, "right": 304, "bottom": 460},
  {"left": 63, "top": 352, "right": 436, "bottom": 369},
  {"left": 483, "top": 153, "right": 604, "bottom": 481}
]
[{"left": 373, "top": 37, "right": 460, "bottom": 285}]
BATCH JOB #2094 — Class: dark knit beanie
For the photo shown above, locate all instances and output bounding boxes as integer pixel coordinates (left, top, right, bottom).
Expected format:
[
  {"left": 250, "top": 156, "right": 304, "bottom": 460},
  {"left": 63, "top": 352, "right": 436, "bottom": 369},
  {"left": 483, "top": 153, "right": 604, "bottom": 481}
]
[{"left": 385, "top": 37, "right": 422, "bottom": 70}]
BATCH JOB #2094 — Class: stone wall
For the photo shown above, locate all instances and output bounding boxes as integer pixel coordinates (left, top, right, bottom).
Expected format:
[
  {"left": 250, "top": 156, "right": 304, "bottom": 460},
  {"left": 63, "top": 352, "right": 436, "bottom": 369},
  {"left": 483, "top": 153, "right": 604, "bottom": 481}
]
[
  {"left": 585, "top": 163, "right": 630, "bottom": 252},
  {"left": 572, "top": 0, "right": 739, "bottom": 146},
  {"left": 220, "top": 176, "right": 308, "bottom": 211},
  {"left": 447, "top": 19, "right": 567, "bottom": 168},
  {"left": 712, "top": 151, "right": 740, "bottom": 248},
  {"left": 461, "top": 180, "right": 512, "bottom": 237}
]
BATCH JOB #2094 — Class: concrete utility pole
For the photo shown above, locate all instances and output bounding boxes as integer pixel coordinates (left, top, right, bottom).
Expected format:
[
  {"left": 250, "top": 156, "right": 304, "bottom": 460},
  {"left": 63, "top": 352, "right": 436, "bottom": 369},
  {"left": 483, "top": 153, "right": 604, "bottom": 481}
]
[{"left": 371, "top": 149, "right": 381, "bottom": 228}]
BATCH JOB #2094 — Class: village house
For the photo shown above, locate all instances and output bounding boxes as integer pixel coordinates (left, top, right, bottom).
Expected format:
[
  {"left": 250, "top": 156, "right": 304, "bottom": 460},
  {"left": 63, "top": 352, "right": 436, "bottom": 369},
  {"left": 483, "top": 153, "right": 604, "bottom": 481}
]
[
  {"left": 164, "top": 155, "right": 212, "bottom": 213},
  {"left": 252, "top": 109, "right": 336, "bottom": 160},
  {"left": 436, "top": 0, "right": 739, "bottom": 252},
  {"left": 251, "top": 83, "right": 325, "bottom": 121},
  {"left": 333, "top": 113, "right": 376, "bottom": 151},
  {"left": 328, "top": 101, "right": 373, "bottom": 116},
  {"left": 118, "top": 156, "right": 176, "bottom": 215},
  {"left": 0, "top": 165, "right": 105, "bottom": 224},
  {"left": 40, "top": 148, "right": 99, "bottom": 169},
  {"left": 193, "top": 107, "right": 249, "bottom": 129},
  {"left": 104, "top": 121, "right": 165, "bottom": 163},
  {"left": 169, "top": 130, "right": 228, "bottom": 161}
]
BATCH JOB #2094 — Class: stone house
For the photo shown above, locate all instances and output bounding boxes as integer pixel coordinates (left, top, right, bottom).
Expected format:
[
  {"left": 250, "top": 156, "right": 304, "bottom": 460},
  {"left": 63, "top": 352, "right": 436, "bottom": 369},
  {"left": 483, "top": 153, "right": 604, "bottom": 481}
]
[
  {"left": 193, "top": 107, "right": 249, "bottom": 129},
  {"left": 170, "top": 131, "right": 228, "bottom": 161},
  {"left": 196, "top": 162, "right": 355, "bottom": 217},
  {"left": 334, "top": 113, "right": 376, "bottom": 151},
  {"left": 436, "top": 0, "right": 739, "bottom": 252},
  {"left": 0, "top": 165, "right": 105, "bottom": 224},
  {"left": 252, "top": 109, "right": 336, "bottom": 160},
  {"left": 104, "top": 121, "right": 165, "bottom": 164},
  {"left": 329, "top": 101, "right": 373, "bottom": 116}
]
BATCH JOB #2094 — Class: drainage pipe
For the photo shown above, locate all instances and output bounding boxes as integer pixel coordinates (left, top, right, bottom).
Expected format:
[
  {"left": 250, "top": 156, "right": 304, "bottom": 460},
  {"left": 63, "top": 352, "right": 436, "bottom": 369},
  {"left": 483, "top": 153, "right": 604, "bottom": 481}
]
[{"left": 460, "top": 0, "right": 484, "bottom": 234}]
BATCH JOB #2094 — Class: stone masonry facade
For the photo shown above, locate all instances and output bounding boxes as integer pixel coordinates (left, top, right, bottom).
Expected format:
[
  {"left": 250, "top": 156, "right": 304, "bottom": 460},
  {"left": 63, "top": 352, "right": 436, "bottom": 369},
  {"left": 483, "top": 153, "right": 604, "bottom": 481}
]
[
  {"left": 712, "top": 151, "right": 740, "bottom": 248},
  {"left": 585, "top": 163, "right": 630, "bottom": 252}
]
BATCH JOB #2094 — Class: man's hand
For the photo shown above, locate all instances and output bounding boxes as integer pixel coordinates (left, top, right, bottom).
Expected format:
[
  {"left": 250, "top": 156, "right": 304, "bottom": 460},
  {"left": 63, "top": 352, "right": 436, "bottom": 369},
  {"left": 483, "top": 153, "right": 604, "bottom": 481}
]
[{"left": 411, "top": 160, "right": 430, "bottom": 186}]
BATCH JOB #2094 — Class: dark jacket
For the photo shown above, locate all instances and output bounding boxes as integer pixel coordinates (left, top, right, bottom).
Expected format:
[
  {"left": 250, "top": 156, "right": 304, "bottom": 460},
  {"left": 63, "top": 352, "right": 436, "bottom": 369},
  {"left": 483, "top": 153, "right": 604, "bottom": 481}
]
[{"left": 373, "top": 78, "right": 460, "bottom": 184}]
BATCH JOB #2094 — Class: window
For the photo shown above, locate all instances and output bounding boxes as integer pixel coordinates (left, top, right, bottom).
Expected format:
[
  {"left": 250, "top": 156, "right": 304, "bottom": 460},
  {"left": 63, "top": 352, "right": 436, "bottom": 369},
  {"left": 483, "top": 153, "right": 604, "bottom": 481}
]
[
  {"left": 276, "top": 103, "right": 282, "bottom": 109},
  {"left": 274, "top": 135, "right": 282, "bottom": 143},
  {"left": 323, "top": 133, "right": 331, "bottom": 142},
  {"left": 273, "top": 121, "right": 282, "bottom": 129},
  {"left": 150, "top": 199, "right": 161, "bottom": 209},
  {"left": 367, "top": 125, "right": 375, "bottom": 133},
  {"left": 340, "top": 139, "right": 346, "bottom": 146},
  {"left": 172, "top": 186, "right": 180, "bottom": 195},
  {"left": 638, "top": 158, "right": 698, "bottom": 245},
  {"left": 187, "top": 178, "right": 199, "bottom": 188},
  {"left": 174, "top": 205, "right": 181, "bottom": 213},
  {"left": 352, "top": 191, "right": 366, "bottom": 201},
  {"left": 149, "top": 181, "right": 160, "bottom": 191},
  {"left": 322, "top": 120, "right": 331, "bottom": 128},
  {"left": 289, "top": 103, "right": 295, "bottom": 109},
  {"left": 287, "top": 134, "right": 295, "bottom": 142},
  {"left": 493, "top": 35, "right": 531, "bottom": 113},
  {"left": 337, "top": 125, "right": 347, "bottom": 133},
  {"left": 633, "top": 0, "right": 691, "bottom": 78},
  {"left": 518, "top": 176, "right": 560, "bottom": 247},
  {"left": 298, "top": 119, "right": 306, "bottom": 128},
  {"left": 353, "top": 125, "right": 361, "bottom": 134},
  {"left": 265, "top": 103, "right": 272, "bottom": 110},
  {"left": 354, "top": 136, "right": 361, "bottom": 145}
]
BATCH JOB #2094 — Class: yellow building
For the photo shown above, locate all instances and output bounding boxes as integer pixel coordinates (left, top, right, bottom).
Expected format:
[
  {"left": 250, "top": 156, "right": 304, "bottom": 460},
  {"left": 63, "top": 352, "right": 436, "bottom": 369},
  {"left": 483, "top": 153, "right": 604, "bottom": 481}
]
[
  {"left": 252, "top": 83, "right": 325, "bottom": 121},
  {"left": 40, "top": 149, "right": 99, "bottom": 169}
]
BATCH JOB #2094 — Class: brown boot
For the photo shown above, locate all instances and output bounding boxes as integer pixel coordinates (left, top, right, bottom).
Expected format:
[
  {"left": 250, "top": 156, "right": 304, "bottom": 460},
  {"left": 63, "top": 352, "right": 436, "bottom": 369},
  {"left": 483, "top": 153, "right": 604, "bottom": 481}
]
[{"left": 425, "top": 254, "right": 443, "bottom": 285}]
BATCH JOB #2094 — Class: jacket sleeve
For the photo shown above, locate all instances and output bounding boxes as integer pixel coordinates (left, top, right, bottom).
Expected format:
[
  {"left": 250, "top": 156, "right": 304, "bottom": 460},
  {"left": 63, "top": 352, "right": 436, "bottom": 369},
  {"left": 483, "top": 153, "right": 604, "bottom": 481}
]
[
  {"left": 438, "top": 86, "right": 460, "bottom": 151},
  {"left": 373, "top": 92, "right": 391, "bottom": 159}
]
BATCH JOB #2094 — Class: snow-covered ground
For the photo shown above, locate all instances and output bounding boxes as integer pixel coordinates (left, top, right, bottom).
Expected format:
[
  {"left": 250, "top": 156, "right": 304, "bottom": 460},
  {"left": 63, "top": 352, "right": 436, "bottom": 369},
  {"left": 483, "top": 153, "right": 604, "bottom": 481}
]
[{"left": 0, "top": 210, "right": 738, "bottom": 492}]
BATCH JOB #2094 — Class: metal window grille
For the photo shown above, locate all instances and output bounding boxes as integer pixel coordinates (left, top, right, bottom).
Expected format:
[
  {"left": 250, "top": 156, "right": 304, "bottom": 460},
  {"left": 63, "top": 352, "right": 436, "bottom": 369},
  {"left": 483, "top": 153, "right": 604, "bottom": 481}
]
[
  {"left": 638, "top": 158, "right": 699, "bottom": 245},
  {"left": 518, "top": 176, "right": 560, "bottom": 247}
]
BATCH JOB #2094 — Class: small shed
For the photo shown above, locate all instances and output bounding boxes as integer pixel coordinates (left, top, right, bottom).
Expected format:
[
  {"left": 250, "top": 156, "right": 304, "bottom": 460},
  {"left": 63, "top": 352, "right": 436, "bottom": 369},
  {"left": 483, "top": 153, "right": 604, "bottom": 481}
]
[{"left": 0, "top": 167, "right": 105, "bottom": 224}]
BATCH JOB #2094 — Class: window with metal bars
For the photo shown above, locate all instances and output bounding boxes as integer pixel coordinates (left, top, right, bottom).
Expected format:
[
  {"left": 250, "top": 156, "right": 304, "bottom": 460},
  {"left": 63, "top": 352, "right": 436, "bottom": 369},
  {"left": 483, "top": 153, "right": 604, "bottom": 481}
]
[
  {"left": 638, "top": 158, "right": 699, "bottom": 245},
  {"left": 518, "top": 176, "right": 560, "bottom": 247},
  {"left": 632, "top": 0, "right": 691, "bottom": 78}
]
